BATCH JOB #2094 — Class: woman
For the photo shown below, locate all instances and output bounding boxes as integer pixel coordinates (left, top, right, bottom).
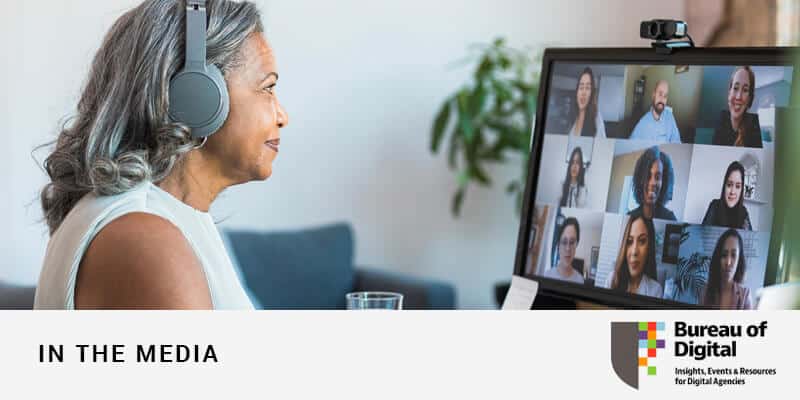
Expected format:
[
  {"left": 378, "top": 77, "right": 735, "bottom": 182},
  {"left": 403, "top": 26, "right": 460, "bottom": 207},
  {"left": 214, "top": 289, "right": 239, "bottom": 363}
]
[
  {"left": 567, "top": 67, "right": 606, "bottom": 138},
  {"left": 34, "top": 0, "right": 288, "bottom": 309},
  {"left": 559, "top": 147, "right": 588, "bottom": 208},
  {"left": 544, "top": 217, "right": 585, "bottom": 284},
  {"left": 701, "top": 229, "right": 753, "bottom": 309},
  {"left": 701, "top": 161, "right": 753, "bottom": 230},
  {"left": 628, "top": 146, "right": 677, "bottom": 221},
  {"left": 607, "top": 215, "right": 663, "bottom": 297},
  {"left": 712, "top": 66, "right": 762, "bottom": 148}
]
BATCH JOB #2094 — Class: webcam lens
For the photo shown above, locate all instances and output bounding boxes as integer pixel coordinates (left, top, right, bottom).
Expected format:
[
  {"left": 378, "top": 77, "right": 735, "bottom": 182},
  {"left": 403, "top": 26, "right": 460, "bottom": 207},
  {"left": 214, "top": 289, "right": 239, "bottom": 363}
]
[{"left": 648, "top": 23, "right": 660, "bottom": 38}]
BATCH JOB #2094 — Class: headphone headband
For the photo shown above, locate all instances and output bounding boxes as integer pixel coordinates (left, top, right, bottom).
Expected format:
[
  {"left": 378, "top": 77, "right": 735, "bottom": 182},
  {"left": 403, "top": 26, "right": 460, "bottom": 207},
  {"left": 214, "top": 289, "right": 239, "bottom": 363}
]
[{"left": 185, "top": 0, "right": 207, "bottom": 71}]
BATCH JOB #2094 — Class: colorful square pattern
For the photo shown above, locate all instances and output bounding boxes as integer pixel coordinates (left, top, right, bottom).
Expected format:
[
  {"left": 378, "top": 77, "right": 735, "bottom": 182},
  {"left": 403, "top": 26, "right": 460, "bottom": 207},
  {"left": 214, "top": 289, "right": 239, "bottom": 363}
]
[{"left": 638, "top": 321, "right": 664, "bottom": 377}]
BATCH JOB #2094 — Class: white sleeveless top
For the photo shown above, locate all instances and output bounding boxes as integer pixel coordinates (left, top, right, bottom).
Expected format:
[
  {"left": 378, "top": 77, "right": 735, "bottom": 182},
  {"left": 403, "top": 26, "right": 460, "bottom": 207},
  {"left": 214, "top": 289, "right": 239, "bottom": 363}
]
[{"left": 34, "top": 182, "right": 254, "bottom": 310}]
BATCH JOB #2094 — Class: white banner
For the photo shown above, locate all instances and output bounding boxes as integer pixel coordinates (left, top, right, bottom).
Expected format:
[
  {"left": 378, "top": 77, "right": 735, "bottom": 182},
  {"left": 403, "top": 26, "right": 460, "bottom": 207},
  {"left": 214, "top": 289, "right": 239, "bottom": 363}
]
[{"left": 0, "top": 311, "right": 797, "bottom": 399}]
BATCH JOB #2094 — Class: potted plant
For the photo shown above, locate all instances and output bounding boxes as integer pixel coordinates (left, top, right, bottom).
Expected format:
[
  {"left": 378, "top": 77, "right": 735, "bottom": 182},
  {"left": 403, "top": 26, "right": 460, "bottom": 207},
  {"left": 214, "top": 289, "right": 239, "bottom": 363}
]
[{"left": 430, "top": 38, "right": 540, "bottom": 216}]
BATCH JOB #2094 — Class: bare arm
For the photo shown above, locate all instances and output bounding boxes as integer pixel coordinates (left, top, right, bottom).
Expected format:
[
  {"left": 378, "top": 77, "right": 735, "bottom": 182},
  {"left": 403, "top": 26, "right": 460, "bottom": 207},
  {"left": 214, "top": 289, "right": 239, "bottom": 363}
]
[{"left": 74, "top": 212, "right": 213, "bottom": 310}]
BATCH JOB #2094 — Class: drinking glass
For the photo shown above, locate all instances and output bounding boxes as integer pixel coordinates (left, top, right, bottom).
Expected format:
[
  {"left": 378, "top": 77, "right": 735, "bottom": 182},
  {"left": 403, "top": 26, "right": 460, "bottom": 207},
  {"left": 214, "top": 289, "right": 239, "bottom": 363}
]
[{"left": 346, "top": 292, "right": 403, "bottom": 310}]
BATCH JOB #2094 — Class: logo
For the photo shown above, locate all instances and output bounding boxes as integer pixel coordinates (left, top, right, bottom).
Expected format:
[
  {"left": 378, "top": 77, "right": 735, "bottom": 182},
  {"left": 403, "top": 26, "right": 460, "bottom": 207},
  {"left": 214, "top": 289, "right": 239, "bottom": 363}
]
[{"left": 611, "top": 321, "right": 665, "bottom": 389}]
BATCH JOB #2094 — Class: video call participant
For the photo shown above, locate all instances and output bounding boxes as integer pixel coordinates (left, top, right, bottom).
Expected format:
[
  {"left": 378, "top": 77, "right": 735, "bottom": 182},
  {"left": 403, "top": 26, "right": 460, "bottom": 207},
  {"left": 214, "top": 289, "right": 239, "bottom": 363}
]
[
  {"left": 607, "top": 215, "right": 663, "bottom": 297},
  {"left": 712, "top": 66, "right": 763, "bottom": 148},
  {"left": 35, "top": 0, "right": 287, "bottom": 309},
  {"left": 568, "top": 67, "right": 606, "bottom": 138},
  {"left": 560, "top": 147, "right": 588, "bottom": 208},
  {"left": 701, "top": 161, "right": 753, "bottom": 230},
  {"left": 629, "top": 80, "right": 682, "bottom": 143},
  {"left": 628, "top": 146, "right": 677, "bottom": 221},
  {"left": 544, "top": 217, "right": 585, "bottom": 284},
  {"left": 701, "top": 229, "right": 753, "bottom": 309}
]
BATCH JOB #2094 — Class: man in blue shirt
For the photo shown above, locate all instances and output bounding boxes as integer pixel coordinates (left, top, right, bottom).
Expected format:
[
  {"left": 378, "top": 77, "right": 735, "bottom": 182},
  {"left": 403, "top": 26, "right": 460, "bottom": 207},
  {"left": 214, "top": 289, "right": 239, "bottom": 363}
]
[{"left": 629, "top": 80, "right": 682, "bottom": 143}]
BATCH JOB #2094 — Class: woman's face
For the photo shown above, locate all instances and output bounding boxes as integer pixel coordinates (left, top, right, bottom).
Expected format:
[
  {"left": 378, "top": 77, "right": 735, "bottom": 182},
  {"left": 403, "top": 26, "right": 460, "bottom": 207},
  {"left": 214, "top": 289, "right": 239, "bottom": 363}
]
[
  {"left": 558, "top": 225, "right": 578, "bottom": 268},
  {"left": 724, "top": 169, "right": 743, "bottom": 208},
  {"left": 569, "top": 152, "right": 581, "bottom": 180},
  {"left": 204, "top": 33, "right": 289, "bottom": 184},
  {"left": 720, "top": 235, "right": 740, "bottom": 284},
  {"left": 576, "top": 73, "right": 592, "bottom": 111},
  {"left": 644, "top": 159, "right": 663, "bottom": 207},
  {"left": 626, "top": 218, "right": 649, "bottom": 280},
  {"left": 728, "top": 68, "right": 752, "bottom": 121}
]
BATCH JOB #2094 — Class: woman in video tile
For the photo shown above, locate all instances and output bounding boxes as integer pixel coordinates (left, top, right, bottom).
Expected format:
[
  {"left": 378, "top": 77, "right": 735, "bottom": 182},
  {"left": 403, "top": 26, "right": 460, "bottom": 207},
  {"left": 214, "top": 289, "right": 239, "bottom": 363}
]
[
  {"left": 544, "top": 217, "right": 585, "bottom": 284},
  {"left": 701, "top": 161, "right": 752, "bottom": 230},
  {"left": 628, "top": 146, "right": 676, "bottom": 221},
  {"left": 608, "top": 215, "right": 663, "bottom": 297},
  {"left": 712, "top": 66, "right": 762, "bottom": 148},
  {"left": 568, "top": 67, "right": 606, "bottom": 138},
  {"left": 559, "top": 147, "right": 588, "bottom": 208},
  {"left": 701, "top": 229, "right": 753, "bottom": 309}
]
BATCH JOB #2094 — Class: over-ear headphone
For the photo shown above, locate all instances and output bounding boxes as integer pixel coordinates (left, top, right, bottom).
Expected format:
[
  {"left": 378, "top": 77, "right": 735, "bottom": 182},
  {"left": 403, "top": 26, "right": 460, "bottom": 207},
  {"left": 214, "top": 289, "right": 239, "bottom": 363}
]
[{"left": 168, "top": 0, "right": 229, "bottom": 138}]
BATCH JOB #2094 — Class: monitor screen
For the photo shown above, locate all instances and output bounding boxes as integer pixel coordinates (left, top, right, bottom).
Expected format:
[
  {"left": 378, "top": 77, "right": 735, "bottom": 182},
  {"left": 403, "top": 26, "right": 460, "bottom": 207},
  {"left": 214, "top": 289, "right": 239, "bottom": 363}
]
[{"left": 515, "top": 48, "right": 797, "bottom": 308}]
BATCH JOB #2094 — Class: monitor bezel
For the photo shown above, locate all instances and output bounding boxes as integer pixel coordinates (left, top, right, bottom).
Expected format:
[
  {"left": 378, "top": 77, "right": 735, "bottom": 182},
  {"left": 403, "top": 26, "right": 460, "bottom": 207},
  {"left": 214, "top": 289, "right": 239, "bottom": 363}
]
[{"left": 513, "top": 46, "right": 798, "bottom": 308}]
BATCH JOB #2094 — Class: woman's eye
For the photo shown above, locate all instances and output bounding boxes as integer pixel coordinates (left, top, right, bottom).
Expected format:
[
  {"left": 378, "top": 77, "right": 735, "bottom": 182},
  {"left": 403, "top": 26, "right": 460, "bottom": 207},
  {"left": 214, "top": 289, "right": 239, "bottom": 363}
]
[{"left": 263, "top": 85, "right": 275, "bottom": 94}]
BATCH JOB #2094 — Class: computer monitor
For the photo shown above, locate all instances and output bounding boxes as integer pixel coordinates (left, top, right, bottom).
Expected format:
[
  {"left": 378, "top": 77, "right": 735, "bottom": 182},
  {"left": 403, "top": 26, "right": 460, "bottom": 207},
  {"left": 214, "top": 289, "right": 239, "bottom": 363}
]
[{"left": 513, "top": 47, "right": 799, "bottom": 308}]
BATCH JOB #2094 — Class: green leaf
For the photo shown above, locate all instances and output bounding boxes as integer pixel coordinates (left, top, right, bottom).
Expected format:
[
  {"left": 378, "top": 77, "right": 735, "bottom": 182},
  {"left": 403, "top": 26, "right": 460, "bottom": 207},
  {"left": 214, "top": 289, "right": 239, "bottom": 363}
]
[
  {"left": 498, "top": 54, "right": 511, "bottom": 70},
  {"left": 481, "top": 135, "right": 511, "bottom": 161},
  {"left": 430, "top": 98, "right": 452, "bottom": 153},
  {"left": 456, "top": 89, "right": 475, "bottom": 143},
  {"left": 491, "top": 79, "right": 512, "bottom": 102},
  {"left": 458, "top": 170, "right": 469, "bottom": 187},
  {"left": 468, "top": 83, "right": 487, "bottom": 117},
  {"left": 451, "top": 186, "right": 466, "bottom": 216},
  {"left": 469, "top": 161, "right": 492, "bottom": 186},
  {"left": 474, "top": 56, "right": 494, "bottom": 81},
  {"left": 447, "top": 128, "right": 460, "bottom": 169}
]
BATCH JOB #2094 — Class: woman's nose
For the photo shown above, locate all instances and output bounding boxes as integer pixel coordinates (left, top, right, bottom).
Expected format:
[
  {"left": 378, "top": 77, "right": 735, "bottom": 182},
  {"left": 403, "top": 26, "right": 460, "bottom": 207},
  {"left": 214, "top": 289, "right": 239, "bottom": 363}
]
[{"left": 276, "top": 100, "right": 289, "bottom": 128}]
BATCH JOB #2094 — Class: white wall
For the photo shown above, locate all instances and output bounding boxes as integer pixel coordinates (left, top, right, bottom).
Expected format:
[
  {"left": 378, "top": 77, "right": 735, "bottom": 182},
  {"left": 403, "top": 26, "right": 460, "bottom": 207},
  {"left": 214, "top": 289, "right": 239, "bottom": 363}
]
[{"left": 0, "top": 0, "right": 684, "bottom": 308}]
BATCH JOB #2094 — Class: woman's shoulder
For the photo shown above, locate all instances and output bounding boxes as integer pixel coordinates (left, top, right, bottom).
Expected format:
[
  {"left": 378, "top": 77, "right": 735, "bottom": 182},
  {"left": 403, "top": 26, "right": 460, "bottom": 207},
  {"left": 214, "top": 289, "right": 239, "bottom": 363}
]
[
  {"left": 643, "top": 275, "right": 663, "bottom": 297},
  {"left": 734, "top": 282, "right": 751, "bottom": 297},
  {"left": 656, "top": 205, "right": 677, "bottom": 220},
  {"left": 703, "top": 199, "right": 721, "bottom": 217},
  {"left": 543, "top": 267, "right": 559, "bottom": 278},
  {"left": 75, "top": 212, "right": 212, "bottom": 309}
]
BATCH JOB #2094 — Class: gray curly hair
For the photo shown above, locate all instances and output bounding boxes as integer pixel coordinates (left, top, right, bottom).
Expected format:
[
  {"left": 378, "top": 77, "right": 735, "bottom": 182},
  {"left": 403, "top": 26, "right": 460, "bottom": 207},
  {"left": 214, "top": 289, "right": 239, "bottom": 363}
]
[{"left": 39, "top": 0, "right": 263, "bottom": 234}]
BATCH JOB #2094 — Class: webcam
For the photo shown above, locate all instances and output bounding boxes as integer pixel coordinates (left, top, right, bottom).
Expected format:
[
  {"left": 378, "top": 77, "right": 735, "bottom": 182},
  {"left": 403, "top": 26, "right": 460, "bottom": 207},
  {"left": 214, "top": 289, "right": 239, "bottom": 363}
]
[
  {"left": 640, "top": 19, "right": 694, "bottom": 54},
  {"left": 640, "top": 19, "right": 688, "bottom": 41}
]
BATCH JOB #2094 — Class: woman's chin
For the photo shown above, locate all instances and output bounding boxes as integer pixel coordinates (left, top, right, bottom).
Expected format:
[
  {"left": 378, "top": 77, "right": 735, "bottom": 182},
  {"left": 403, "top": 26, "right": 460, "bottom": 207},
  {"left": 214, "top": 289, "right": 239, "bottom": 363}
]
[
  {"left": 255, "top": 167, "right": 272, "bottom": 181},
  {"left": 250, "top": 162, "right": 273, "bottom": 181}
]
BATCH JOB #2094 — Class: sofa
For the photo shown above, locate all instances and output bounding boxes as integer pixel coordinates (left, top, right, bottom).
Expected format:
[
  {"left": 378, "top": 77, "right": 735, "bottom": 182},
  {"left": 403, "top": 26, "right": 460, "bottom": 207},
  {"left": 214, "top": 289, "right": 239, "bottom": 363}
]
[{"left": 224, "top": 223, "right": 456, "bottom": 309}]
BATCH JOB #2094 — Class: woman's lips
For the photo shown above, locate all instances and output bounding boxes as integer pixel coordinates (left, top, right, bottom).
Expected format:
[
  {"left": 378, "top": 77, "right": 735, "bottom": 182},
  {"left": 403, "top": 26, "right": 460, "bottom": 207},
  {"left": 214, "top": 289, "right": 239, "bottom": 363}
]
[{"left": 265, "top": 138, "right": 280, "bottom": 153}]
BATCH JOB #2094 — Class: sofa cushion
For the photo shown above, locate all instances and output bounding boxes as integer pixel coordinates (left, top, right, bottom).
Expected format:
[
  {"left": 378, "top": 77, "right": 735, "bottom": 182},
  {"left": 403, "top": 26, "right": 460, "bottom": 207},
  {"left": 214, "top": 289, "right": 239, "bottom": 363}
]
[{"left": 225, "top": 223, "right": 355, "bottom": 309}]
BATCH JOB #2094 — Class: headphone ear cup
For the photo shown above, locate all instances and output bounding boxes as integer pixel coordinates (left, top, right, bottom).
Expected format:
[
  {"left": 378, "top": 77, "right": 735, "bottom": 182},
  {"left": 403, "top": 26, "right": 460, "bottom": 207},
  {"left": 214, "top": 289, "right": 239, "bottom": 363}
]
[{"left": 168, "top": 64, "right": 230, "bottom": 138}]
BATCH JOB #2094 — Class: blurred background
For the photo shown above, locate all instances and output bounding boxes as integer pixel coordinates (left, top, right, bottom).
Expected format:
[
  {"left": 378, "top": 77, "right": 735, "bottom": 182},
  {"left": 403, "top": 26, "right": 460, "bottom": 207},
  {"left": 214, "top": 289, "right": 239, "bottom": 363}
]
[{"left": 1, "top": 0, "right": 799, "bottom": 308}]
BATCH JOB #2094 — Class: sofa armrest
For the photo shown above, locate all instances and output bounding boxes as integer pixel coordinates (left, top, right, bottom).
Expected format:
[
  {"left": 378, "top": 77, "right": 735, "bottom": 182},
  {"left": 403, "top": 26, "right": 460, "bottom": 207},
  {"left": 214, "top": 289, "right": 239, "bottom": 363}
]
[
  {"left": 354, "top": 267, "right": 456, "bottom": 309},
  {"left": 0, "top": 284, "right": 36, "bottom": 310}
]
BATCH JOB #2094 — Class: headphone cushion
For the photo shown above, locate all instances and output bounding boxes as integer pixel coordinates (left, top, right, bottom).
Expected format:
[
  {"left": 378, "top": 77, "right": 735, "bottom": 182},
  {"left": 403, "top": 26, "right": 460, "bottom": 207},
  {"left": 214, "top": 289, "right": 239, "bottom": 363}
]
[{"left": 168, "top": 64, "right": 230, "bottom": 138}]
